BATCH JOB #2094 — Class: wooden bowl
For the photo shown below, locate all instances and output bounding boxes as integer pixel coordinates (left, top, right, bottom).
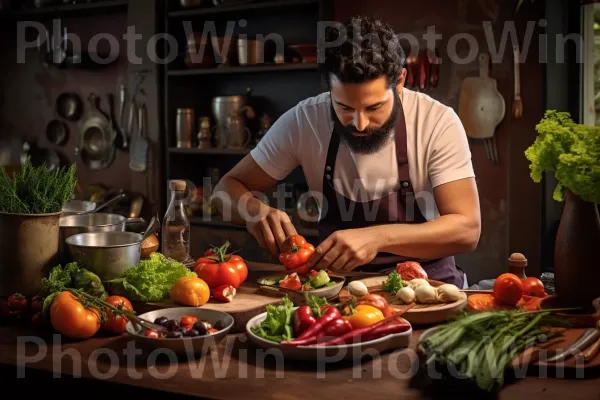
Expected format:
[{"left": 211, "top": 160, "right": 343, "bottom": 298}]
[
  {"left": 540, "top": 295, "right": 600, "bottom": 328},
  {"left": 338, "top": 276, "right": 467, "bottom": 326}
]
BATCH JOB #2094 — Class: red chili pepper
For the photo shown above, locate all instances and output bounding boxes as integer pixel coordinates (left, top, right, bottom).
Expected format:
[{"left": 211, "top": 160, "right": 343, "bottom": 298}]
[
  {"left": 316, "top": 320, "right": 410, "bottom": 346},
  {"left": 282, "top": 306, "right": 341, "bottom": 346},
  {"left": 293, "top": 305, "right": 316, "bottom": 336},
  {"left": 212, "top": 285, "right": 236, "bottom": 302}
]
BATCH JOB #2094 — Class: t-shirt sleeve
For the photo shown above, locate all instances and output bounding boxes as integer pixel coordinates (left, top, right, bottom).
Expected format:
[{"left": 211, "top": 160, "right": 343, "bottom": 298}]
[
  {"left": 249, "top": 106, "right": 301, "bottom": 181},
  {"left": 427, "top": 108, "right": 476, "bottom": 188}
]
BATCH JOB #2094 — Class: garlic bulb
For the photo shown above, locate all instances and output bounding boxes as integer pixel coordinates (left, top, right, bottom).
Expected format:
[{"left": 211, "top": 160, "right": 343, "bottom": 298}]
[
  {"left": 348, "top": 281, "right": 369, "bottom": 297},
  {"left": 408, "top": 278, "right": 430, "bottom": 290},
  {"left": 415, "top": 284, "right": 438, "bottom": 304},
  {"left": 436, "top": 284, "right": 462, "bottom": 303},
  {"left": 396, "top": 286, "right": 416, "bottom": 304}
]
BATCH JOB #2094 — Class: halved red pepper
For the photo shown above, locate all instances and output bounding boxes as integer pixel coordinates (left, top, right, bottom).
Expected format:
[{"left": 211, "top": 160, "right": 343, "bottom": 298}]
[
  {"left": 279, "top": 273, "right": 302, "bottom": 291},
  {"left": 212, "top": 285, "right": 236, "bottom": 302}
]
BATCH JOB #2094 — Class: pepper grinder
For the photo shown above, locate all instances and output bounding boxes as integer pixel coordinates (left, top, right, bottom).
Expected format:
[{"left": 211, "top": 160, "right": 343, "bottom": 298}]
[{"left": 508, "top": 253, "right": 527, "bottom": 279}]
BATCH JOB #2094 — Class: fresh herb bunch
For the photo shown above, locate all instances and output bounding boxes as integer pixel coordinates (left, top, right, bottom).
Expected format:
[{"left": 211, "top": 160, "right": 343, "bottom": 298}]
[
  {"left": 420, "top": 309, "right": 570, "bottom": 392},
  {"left": 525, "top": 110, "right": 600, "bottom": 203},
  {"left": 0, "top": 156, "right": 77, "bottom": 214},
  {"left": 382, "top": 270, "right": 404, "bottom": 294}
]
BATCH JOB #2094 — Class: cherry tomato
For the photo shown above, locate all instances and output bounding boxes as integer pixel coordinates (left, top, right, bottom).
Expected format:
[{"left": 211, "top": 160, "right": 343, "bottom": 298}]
[
  {"left": 8, "top": 293, "right": 28, "bottom": 312},
  {"left": 521, "top": 277, "right": 546, "bottom": 298},
  {"left": 493, "top": 273, "right": 524, "bottom": 306},
  {"left": 181, "top": 315, "right": 199, "bottom": 329},
  {"left": 31, "top": 295, "right": 44, "bottom": 314},
  {"left": 144, "top": 329, "right": 160, "bottom": 338}
]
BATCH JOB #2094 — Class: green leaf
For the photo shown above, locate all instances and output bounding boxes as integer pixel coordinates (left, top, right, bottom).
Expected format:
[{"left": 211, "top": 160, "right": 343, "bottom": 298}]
[{"left": 382, "top": 270, "right": 404, "bottom": 294}]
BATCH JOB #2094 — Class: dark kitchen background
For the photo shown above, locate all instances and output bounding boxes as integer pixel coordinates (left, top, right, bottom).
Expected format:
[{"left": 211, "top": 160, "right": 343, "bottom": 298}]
[{"left": 0, "top": 0, "right": 591, "bottom": 285}]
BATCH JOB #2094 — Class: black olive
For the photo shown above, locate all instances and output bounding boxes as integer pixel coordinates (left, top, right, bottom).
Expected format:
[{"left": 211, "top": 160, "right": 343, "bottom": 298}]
[
  {"left": 213, "top": 320, "right": 226, "bottom": 331},
  {"left": 185, "top": 329, "right": 199, "bottom": 337},
  {"left": 179, "top": 327, "right": 188, "bottom": 335},
  {"left": 166, "top": 319, "right": 180, "bottom": 331},
  {"left": 154, "top": 316, "right": 168, "bottom": 326},
  {"left": 193, "top": 321, "right": 208, "bottom": 335},
  {"left": 166, "top": 331, "right": 183, "bottom": 339}
]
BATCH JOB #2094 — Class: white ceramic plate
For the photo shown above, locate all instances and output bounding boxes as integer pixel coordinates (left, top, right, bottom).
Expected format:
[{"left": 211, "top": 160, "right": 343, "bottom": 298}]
[{"left": 246, "top": 312, "right": 413, "bottom": 361}]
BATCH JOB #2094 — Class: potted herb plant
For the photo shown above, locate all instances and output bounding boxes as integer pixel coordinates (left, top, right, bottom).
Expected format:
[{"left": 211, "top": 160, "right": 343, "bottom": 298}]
[
  {"left": 525, "top": 110, "right": 600, "bottom": 310},
  {"left": 0, "top": 157, "right": 77, "bottom": 297}
]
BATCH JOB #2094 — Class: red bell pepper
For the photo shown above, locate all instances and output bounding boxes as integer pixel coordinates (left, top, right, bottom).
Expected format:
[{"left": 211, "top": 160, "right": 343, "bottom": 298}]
[
  {"left": 279, "top": 235, "right": 315, "bottom": 275},
  {"left": 212, "top": 285, "right": 236, "bottom": 303},
  {"left": 282, "top": 306, "right": 341, "bottom": 346},
  {"left": 293, "top": 305, "right": 316, "bottom": 336},
  {"left": 322, "top": 318, "right": 353, "bottom": 337}
]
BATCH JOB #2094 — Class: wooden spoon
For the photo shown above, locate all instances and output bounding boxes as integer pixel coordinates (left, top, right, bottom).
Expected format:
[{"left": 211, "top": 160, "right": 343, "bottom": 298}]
[{"left": 512, "top": 44, "right": 523, "bottom": 118}]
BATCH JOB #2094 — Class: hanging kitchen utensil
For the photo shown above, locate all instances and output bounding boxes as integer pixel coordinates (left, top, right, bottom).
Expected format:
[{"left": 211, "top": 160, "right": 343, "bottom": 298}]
[
  {"left": 428, "top": 48, "right": 439, "bottom": 88},
  {"left": 109, "top": 92, "right": 128, "bottom": 151},
  {"left": 129, "top": 102, "right": 148, "bottom": 172},
  {"left": 46, "top": 119, "right": 69, "bottom": 146},
  {"left": 512, "top": 44, "right": 523, "bottom": 119},
  {"left": 458, "top": 53, "right": 505, "bottom": 164},
  {"left": 56, "top": 92, "right": 83, "bottom": 121},
  {"left": 76, "top": 93, "right": 116, "bottom": 170},
  {"left": 419, "top": 50, "right": 430, "bottom": 91},
  {"left": 406, "top": 53, "right": 417, "bottom": 88}
]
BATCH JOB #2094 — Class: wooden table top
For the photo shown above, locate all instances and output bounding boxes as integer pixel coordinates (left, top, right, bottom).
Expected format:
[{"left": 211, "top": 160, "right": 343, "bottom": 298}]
[{"left": 1, "top": 262, "right": 599, "bottom": 399}]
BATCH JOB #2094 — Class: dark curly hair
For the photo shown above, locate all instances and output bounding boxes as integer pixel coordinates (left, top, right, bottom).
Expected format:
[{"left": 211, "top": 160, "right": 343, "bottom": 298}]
[{"left": 319, "top": 16, "right": 405, "bottom": 88}]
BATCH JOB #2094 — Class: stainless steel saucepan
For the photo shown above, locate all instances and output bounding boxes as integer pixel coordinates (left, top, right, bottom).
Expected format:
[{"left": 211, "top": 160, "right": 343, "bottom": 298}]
[{"left": 65, "top": 216, "right": 159, "bottom": 280}]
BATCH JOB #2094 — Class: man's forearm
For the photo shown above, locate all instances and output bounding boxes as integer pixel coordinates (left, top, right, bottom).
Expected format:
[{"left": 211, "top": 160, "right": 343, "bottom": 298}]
[
  {"left": 372, "top": 214, "right": 480, "bottom": 260},
  {"left": 211, "top": 176, "right": 267, "bottom": 225}
]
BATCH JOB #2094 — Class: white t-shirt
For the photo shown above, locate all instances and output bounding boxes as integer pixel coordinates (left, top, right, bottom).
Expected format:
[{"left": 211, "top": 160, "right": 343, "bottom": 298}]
[{"left": 250, "top": 88, "right": 475, "bottom": 221}]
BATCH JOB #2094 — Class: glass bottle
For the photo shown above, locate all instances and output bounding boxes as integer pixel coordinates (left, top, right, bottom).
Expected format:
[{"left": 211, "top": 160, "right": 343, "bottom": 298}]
[{"left": 162, "top": 180, "right": 191, "bottom": 262}]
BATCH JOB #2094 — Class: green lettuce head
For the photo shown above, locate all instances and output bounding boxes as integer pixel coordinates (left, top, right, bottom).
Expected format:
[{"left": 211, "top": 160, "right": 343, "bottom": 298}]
[{"left": 525, "top": 110, "right": 600, "bottom": 203}]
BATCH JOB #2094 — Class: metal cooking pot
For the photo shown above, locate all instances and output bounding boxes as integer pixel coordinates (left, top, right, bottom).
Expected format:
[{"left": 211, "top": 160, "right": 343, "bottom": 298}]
[
  {"left": 61, "top": 200, "right": 97, "bottom": 215},
  {"left": 59, "top": 213, "right": 126, "bottom": 261},
  {"left": 65, "top": 231, "right": 143, "bottom": 280}
]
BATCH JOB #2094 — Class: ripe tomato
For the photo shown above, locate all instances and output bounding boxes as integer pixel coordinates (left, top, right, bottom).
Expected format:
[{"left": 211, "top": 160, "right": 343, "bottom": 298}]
[
  {"left": 31, "top": 295, "right": 44, "bottom": 314},
  {"left": 228, "top": 255, "right": 248, "bottom": 282},
  {"left": 493, "top": 273, "right": 524, "bottom": 306},
  {"left": 170, "top": 276, "right": 210, "bottom": 307},
  {"left": 50, "top": 291, "right": 101, "bottom": 339},
  {"left": 521, "top": 277, "right": 546, "bottom": 298},
  {"left": 144, "top": 329, "right": 160, "bottom": 338},
  {"left": 194, "top": 258, "right": 245, "bottom": 289},
  {"left": 102, "top": 296, "right": 133, "bottom": 335}
]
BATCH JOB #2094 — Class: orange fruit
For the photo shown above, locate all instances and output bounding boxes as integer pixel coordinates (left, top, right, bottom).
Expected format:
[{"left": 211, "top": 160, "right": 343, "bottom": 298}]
[{"left": 170, "top": 276, "right": 210, "bottom": 307}]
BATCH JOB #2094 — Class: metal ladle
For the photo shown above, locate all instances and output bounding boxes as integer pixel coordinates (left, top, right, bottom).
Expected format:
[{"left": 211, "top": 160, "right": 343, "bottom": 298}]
[{"left": 77, "top": 193, "right": 126, "bottom": 215}]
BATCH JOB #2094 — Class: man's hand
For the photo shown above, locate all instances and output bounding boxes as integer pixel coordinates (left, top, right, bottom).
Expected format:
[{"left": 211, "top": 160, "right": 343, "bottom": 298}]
[
  {"left": 305, "top": 228, "right": 380, "bottom": 272},
  {"left": 246, "top": 206, "right": 298, "bottom": 257}
]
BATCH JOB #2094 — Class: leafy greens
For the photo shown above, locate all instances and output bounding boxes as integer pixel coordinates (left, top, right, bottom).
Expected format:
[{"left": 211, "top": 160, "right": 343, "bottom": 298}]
[
  {"left": 105, "top": 252, "right": 196, "bottom": 301},
  {"left": 382, "top": 270, "right": 404, "bottom": 294},
  {"left": 250, "top": 296, "right": 295, "bottom": 342},
  {"left": 525, "top": 110, "right": 600, "bottom": 203}
]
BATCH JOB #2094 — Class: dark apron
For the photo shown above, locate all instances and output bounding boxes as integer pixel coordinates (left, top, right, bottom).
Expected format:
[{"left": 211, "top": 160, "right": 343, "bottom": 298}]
[{"left": 317, "top": 99, "right": 465, "bottom": 288}]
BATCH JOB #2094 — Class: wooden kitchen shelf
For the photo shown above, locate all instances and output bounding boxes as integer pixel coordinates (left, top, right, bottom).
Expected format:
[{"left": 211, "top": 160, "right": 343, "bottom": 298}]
[
  {"left": 168, "top": 63, "right": 319, "bottom": 77},
  {"left": 169, "top": 147, "right": 251, "bottom": 155},
  {"left": 6, "top": 0, "right": 128, "bottom": 20},
  {"left": 169, "top": 0, "right": 319, "bottom": 18}
]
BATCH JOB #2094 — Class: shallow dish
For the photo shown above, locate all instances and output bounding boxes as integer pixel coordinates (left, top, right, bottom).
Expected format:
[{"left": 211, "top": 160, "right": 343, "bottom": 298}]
[
  {"left": 125, "top": 307, "right": 234, "bottom": 356},
  {"left": 257, "top": 272, "right": 345, "bottom": 302},
  {"left": 246, "top": 311, "right": 412, "bottom": 361}
]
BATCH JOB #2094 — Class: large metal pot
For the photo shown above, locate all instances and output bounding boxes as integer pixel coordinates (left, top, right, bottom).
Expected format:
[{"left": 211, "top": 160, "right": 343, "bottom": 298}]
[
  {"left": 59, "top": 213, "right": 126, "bottom": 261},
  {"left": 65, "top": 231, "right": 144, "bottom": 280},
  {"left": 61, "top": 200, "right": 97, "bottom": 215}
]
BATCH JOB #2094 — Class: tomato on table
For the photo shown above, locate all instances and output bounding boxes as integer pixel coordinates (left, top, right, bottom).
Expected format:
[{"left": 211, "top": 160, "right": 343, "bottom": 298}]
[
  {"left": 194, "top": 242, "right": 248, "bottom": 289},
  {"left": 521, "top": 277, "right": 547, "bottom": 298},
  {"left": 170, "top": 277, "right": 210, "bottom": 307},
  {"left": 50, "top": 291, "right": 101, "bottom": 339},
  {"left": 102, "top": 295, "right": 133, "bottom": 335},
  {"left": 493, "top": 273, "right": 524, "bottom": 306}
]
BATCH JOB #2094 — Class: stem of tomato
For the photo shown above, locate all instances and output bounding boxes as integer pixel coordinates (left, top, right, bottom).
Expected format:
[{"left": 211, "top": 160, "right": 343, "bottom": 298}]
[{"left": 68, "top": 289, "right": 137, "bottom": 319}]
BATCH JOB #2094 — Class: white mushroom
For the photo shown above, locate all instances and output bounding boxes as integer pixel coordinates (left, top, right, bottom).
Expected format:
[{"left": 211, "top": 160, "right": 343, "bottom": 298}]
[
  {"left": 436, "top": 284, "right": 462, "bottom": 303},
  {"left": 396, "top": 286, "right": 416, "bottom": 304},
  {"left": 408, "top": 278, "right": 430, "bottom": 291},
  {"left": 348, "top": 281, "right": 369, "bottom": 297},
  {"left": 415, "top": 284, "right": 439, "bottom": 304}
]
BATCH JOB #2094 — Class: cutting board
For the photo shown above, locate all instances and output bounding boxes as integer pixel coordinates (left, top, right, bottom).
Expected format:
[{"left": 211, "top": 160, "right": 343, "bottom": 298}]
[
  {"left": 131, "top": 283, "right": 285, "bottom": 333},
  {"left": 338, "top": 276, "right": 467, "bottom": 326}
]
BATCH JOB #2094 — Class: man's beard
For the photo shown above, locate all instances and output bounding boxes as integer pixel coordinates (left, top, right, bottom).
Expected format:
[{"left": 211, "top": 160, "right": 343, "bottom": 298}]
[{"left": 331, "top": 90, "right": 401, "bottom": 155}]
